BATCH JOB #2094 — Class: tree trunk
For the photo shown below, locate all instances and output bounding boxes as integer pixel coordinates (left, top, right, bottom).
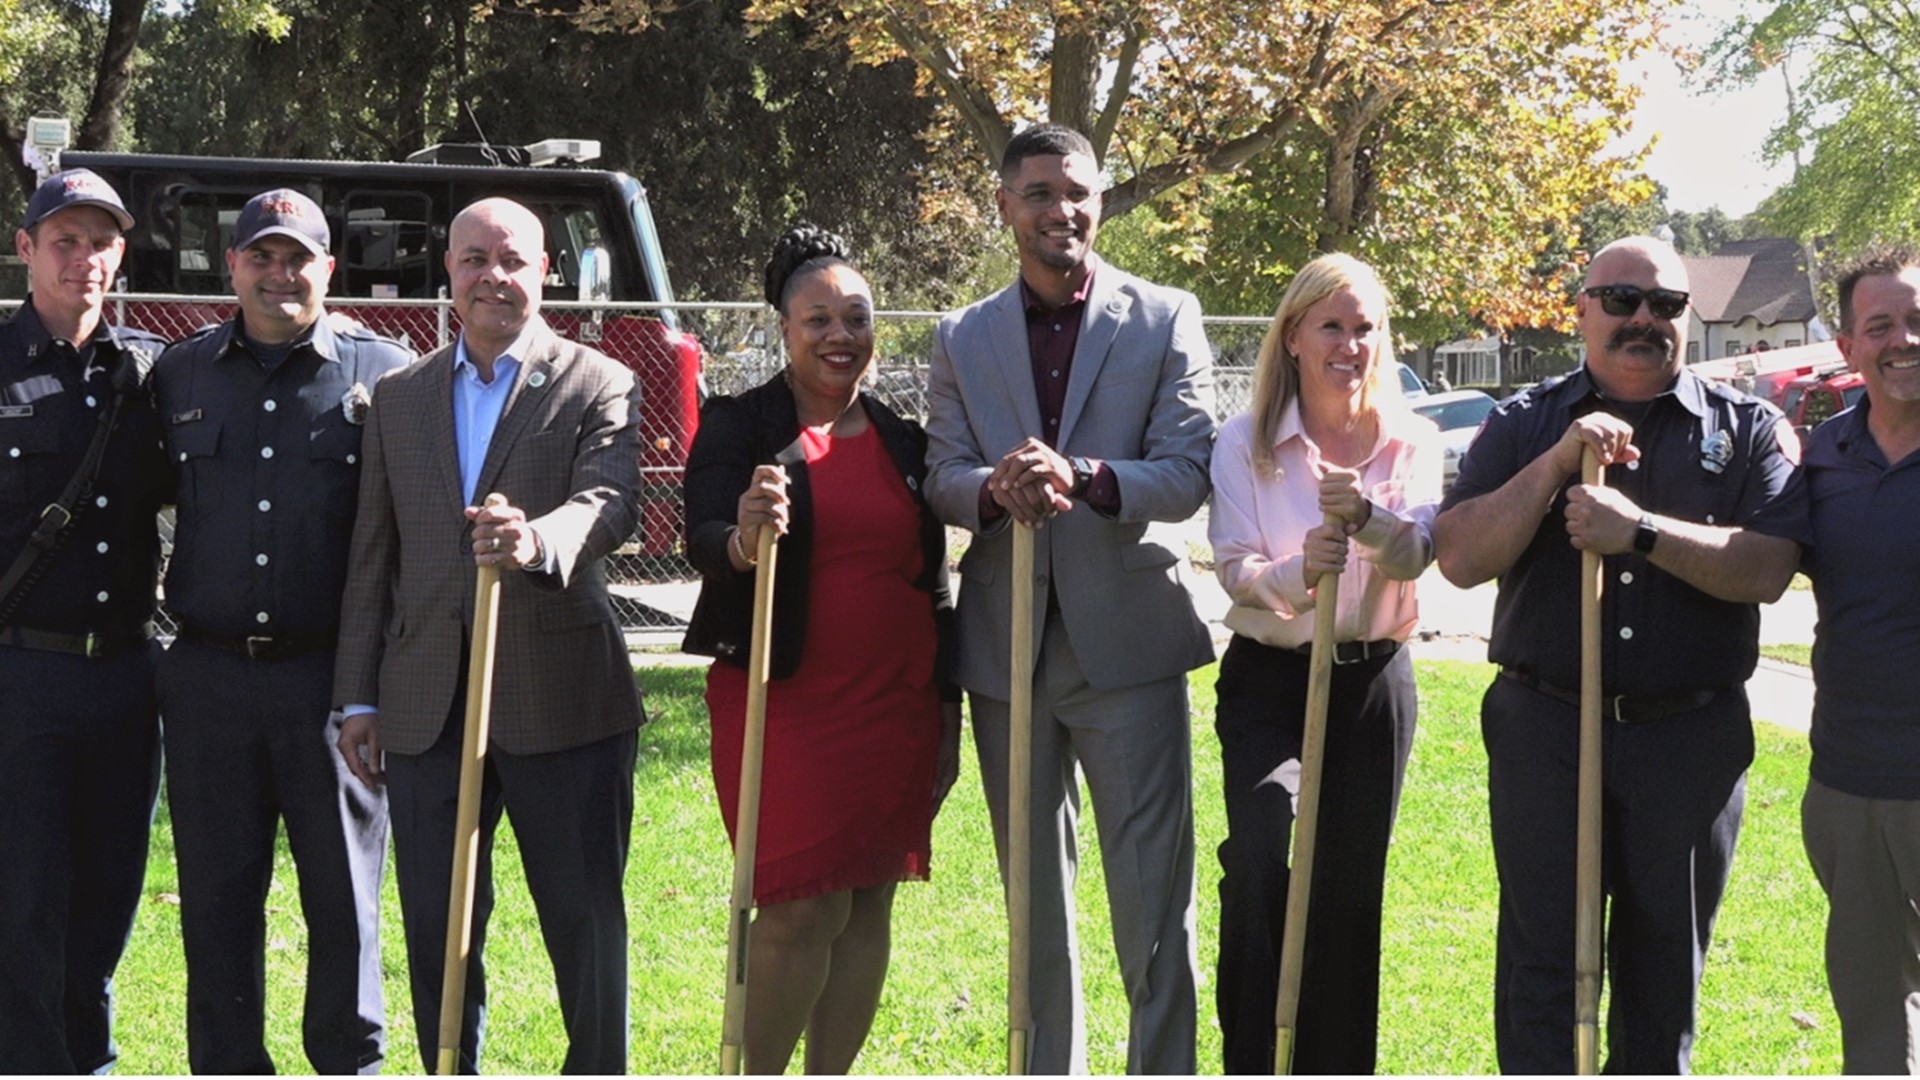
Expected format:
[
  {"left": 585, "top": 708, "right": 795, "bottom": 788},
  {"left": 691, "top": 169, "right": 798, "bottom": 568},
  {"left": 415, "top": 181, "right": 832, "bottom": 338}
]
[
  {"left": 1049, "top": 21, "right": 1101, "bottom": 144},
  {"left": 75, "top": 0, "right": 146, "bottom": 150}
]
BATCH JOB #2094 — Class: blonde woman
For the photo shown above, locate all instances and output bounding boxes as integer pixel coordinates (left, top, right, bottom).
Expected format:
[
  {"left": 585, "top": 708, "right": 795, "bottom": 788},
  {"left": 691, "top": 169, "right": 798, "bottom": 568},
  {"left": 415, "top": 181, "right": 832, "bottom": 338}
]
[{"left": 1207, "top": 253, "right": 1441, "bottom": 1073}]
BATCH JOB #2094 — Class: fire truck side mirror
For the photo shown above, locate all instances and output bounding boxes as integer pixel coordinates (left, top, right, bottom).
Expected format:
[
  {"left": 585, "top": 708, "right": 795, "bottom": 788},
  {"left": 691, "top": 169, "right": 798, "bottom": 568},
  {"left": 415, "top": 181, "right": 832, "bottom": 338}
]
[{"left": 578, "top": 244, "right": 612, "bottom": 304}]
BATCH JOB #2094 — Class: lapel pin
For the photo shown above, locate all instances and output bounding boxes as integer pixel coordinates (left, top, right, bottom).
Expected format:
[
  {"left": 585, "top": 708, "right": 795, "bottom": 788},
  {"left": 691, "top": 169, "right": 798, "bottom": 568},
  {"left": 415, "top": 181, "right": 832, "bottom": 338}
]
[{"left": 528, "top": 371, "right": 548, "bottom": 389}]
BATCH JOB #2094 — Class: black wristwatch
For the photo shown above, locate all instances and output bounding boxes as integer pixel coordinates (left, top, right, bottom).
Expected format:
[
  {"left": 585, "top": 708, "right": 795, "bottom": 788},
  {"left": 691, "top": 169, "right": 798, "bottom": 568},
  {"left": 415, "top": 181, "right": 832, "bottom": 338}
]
[
  {"left": 1633, "top": 513, "right": 1660, "bottom": 557},
  {"left": 1069, "top": 456, "right": 1096, "bottom": 498}
]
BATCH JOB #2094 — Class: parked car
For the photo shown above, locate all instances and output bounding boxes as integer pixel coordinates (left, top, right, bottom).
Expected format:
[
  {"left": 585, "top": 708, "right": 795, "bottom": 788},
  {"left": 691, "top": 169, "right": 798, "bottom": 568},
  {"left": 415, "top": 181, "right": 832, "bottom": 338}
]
[
  {"left": 1781, "top": 367, "right": 1865, "bottom": 440},
  {"left": 1410, "top": 389, "right": 1497, "bottom": 491},
  {"left": 1396, "top": 362, "right": 1430, "bottom": 398}
]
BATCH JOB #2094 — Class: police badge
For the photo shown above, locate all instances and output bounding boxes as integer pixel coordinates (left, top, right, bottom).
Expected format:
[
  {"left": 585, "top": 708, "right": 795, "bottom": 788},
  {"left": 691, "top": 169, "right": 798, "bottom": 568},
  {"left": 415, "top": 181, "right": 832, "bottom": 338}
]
[
  {"left": 1700, "top": 428, "right": 1733, "bottom": 475},
  {"left": 342, "top": 382, "right": 372, "bottom": 425}
]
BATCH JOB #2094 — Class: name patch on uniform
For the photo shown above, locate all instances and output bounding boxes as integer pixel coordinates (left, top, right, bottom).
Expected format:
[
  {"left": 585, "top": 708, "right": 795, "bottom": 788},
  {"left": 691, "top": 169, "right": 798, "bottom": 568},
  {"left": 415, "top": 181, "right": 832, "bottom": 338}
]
[
  {"left": 0, "top": 404, "right": 32, "bottom": 419},
  {"left": 171, "top": 409, "right": 204, "bottom": 424}
]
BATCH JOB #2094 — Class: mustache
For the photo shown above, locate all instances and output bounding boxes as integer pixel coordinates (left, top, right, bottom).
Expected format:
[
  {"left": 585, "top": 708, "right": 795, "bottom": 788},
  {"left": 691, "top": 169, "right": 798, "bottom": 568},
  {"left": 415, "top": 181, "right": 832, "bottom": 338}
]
[{"left": 1608, "top": 324, "right": 1673, "bottom": 352}]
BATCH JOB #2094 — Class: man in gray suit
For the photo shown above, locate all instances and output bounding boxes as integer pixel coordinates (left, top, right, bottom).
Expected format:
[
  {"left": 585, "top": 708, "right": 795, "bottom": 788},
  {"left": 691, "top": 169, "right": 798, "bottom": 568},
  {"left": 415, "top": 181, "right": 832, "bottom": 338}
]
[
  {"left": 334, "top": 197, "right": 645, "bottom": 1073},
  {"left": 925, "top": 123, "right": 1216, "bottom": 1074}
]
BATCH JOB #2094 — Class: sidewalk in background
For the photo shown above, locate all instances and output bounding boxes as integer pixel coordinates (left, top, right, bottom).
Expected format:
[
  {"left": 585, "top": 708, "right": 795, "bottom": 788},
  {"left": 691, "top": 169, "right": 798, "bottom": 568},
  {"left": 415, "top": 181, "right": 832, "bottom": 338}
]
[{"left": 626, "top": 561, "right": 1818, "bottom": 734}]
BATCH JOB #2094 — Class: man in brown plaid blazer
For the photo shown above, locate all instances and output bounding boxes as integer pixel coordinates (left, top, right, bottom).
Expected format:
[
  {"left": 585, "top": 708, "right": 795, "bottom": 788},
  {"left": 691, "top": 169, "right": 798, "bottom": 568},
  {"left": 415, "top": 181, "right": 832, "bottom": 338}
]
[{"left": 333, "top": 197, "right": 646, "bottom": 1074}]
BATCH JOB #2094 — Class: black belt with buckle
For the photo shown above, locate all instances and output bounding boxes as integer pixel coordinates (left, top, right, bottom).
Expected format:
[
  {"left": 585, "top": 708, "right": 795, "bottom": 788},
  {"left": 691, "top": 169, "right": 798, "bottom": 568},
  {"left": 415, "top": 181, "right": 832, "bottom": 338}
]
[
  {"left": 177, "top": 625, "right": 337, "bottom": 660},
  {"left": 1291, "top": 638, "right": 1400, "bottom": 665},
  {"left": 0, "top": 623, "right": 150, "bottom": 658},
  {"left": 1500, "top": 669, "right": 1723, "bottom": 724}
]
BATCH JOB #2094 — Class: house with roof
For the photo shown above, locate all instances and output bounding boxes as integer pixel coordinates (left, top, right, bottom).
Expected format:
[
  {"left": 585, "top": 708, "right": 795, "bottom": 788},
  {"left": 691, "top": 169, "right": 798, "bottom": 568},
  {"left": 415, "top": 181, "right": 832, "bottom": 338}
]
[{"left": 1680, "top": 237, "right": 1827, "bottom": 363}]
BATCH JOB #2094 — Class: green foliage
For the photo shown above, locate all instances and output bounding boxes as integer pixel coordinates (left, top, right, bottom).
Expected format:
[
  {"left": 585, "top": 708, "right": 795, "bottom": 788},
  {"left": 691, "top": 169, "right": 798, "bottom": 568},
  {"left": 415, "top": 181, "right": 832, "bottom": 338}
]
[
  {"left": 119, "top": 0, "right": 992, "bottom": 307},
  {"left": 1712, "top": 0, "right": 1920, "bottom": 253}
]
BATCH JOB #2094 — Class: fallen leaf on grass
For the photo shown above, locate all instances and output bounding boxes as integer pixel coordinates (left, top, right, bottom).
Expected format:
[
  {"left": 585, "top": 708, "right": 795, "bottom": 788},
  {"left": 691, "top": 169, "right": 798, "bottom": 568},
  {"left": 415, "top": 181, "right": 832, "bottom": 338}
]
[
  {"left": 154, "top": 892, "right": 180, "bottom": 905},
  {"left": 1790, "top": 1010, "right": 1819, "bottom": 1030}
]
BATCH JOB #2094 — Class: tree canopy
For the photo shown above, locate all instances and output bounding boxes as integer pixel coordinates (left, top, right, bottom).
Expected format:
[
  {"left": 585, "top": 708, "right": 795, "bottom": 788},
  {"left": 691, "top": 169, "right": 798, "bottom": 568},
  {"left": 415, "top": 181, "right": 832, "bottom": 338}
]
[
  {"left": 739, "top": 0, "right": 1677, "bottom": 332},
  {"left": 1711, "top": 0, "right": 1920, "bottom": 252}
]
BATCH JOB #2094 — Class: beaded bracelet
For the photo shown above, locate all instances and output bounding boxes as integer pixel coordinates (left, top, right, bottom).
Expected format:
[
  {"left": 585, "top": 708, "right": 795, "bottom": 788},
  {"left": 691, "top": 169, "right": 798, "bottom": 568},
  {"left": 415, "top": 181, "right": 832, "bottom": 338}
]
[{"left": 731, "top": 526, "right": 759, "bottom": 567}]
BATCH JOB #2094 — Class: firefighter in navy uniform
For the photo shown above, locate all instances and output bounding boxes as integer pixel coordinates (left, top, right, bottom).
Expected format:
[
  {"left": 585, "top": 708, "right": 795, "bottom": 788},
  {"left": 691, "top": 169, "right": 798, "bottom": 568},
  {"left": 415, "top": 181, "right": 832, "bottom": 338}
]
[
  {"left": 151, "top": 189, "right": 410, "bottom": 1074},
  {"left": 0, "top": 169, "right": 171, "bottom": 1073},
  {"left": 1433, "top": 236, "right": 1810, "bottom": 1073}
]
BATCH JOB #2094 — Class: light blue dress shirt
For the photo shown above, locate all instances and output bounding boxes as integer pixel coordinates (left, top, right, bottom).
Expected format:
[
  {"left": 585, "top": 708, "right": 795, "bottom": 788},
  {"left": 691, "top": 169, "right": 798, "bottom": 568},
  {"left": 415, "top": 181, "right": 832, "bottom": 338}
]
[{"left": 452, "top": 334, "right": 525, "bottom": 505}]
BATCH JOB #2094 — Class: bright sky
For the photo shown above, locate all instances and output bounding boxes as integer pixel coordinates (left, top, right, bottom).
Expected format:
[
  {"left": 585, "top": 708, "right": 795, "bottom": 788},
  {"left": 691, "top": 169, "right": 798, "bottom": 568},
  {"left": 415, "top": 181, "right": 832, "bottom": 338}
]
[{"left": 1623, "top": 1, "right": 1795, "bottom": 216}]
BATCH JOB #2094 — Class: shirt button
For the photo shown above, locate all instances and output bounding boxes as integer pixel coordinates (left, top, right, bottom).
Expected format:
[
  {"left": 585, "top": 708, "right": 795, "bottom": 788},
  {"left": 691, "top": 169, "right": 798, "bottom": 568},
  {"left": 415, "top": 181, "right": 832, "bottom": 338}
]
[
  {"left": 96, "top": 541, "right": 109, "bottom": 554},
  {"left": 1050, "top": 369, "right": 1061, "bottom": 378},
  {"left": 256, "top": 553, "right": 270, "bottom": 566},
  {"left": 260, "top": 447, "right": 274, "bottom": 459},
  {"left": 263, "top": 399, "right": 277, "bottom": 412},
  {"left": 346, "top": 454, "right": 356, "bottom": 465},
  {"left": 1619, "top": 571, "right": 1635, "bottom": 585},
  {"left": 1052, "top": 323, "right": 1062, "bottom": 332},
  {"left": 258, "top": 499, "right": 272, "bottom": 512},
  {"left": 7, "top": 447, "right": 17, "bottom": 458},
  {"left": 1049, "top": 418, "right": 1058, "bottom": 426},
  {"left": 1706, "top": 514, "right": 1715, "bottom": 524},
  {"left": 85, "top": 395, "right": 97, "bottom": 408},
  {"left": 95, "top": 495, "right": 108, "bottom": 508},
  {"left": 96, "top": 591, "right": 109, "bottom": 602},
  {"left": 179, "top": 452, "right": 188, "bottom": 462},
  {"left": 1619, "top": 626, "right": 1634, "bottom": 640},
  {"left": 255, "top": 611, "right": 270, "bottom": 624},
  {"left": 1626, "top": 460, "right": 1640, "bottom": 471}
]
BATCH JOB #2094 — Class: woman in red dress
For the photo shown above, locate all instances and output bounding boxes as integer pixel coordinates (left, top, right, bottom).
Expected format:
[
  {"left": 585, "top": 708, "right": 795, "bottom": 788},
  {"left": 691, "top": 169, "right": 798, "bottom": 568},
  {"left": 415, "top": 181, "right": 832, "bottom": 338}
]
[{"left": 682, "top": 224, "right": 963, "bottom": 1073}]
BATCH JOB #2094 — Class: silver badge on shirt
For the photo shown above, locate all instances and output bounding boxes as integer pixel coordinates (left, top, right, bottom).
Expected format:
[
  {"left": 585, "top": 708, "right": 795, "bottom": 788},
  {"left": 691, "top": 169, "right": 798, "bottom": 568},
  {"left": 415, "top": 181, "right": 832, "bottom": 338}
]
[{"left": 1700, "top": 429, "right": 1733, "bottom": 475}]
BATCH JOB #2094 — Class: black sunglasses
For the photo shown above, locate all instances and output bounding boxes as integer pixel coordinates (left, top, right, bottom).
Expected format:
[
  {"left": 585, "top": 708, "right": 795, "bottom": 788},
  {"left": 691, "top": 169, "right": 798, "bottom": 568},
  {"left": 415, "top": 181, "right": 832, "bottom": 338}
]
[{"left": 1583, "top": 284, "right": 1690, "bottom": 320}]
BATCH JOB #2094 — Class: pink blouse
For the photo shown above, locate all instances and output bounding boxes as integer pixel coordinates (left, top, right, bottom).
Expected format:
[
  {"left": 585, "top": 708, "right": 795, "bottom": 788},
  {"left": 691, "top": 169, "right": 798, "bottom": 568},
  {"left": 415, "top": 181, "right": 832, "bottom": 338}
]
[{"left": 1208, "top": 400, "right": 1441, "bottom": 649}]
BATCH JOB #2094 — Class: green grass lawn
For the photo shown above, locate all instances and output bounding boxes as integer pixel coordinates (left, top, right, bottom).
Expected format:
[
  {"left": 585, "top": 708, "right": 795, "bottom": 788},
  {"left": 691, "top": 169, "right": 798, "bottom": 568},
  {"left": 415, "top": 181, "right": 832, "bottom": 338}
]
[
  {"left": 1761, "top": 643, "right": 1813, "bottom": 668},
  {"left": 110, "top": 659, "right": 1841, "bottom": 1074}
]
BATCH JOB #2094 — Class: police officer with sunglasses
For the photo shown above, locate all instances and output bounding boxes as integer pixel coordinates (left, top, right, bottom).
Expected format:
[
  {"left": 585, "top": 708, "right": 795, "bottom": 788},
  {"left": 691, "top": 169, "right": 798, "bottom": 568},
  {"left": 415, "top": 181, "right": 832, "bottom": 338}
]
[{"left": 1431, "top": 236, "right": 1810, "bottom": 1072}]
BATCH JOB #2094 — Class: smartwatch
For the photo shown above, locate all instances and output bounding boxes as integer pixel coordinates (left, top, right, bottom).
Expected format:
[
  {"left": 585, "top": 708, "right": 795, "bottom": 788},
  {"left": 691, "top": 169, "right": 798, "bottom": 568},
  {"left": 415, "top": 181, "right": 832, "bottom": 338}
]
[
  {"left": 1633, "top": 513, "right": 1660, "bottom": 557},
  {"left": 1069, "top": 456, "right": 1096, "bottom": 499}
]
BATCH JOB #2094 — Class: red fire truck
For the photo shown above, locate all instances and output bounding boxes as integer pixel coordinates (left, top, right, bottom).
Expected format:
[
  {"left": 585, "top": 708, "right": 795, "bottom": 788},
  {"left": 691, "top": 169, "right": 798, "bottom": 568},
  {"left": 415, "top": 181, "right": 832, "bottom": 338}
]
[{"left": 60, "top": 140, "right": 702, "bottom": 558}]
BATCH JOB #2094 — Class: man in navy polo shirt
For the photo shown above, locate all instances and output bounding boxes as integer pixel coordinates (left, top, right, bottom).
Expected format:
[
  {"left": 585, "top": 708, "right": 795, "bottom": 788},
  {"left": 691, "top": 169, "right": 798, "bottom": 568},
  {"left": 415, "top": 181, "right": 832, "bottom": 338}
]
[
  {"left": 152, "top": 189, "right": 410, "bottom": 1073},
  {"left": 1801, "top": 246, "right": 1920, "bottom": 1074},
  {"left": 1433, "top": 235, "right": 1810, "bottom": 1073},
  {"left": 0, "top": 169, "right": 170, "bottom": 1072}
]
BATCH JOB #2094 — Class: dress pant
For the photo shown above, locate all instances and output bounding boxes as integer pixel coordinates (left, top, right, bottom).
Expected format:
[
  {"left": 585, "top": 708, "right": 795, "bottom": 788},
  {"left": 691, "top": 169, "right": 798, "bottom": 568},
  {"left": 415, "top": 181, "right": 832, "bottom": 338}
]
[
  {"left": 385, "top": 694, "right": 637, "bottom": 1076},
  {"left": 0, "top": 642, "right": 161, "bottom": 1074},
  {"left": 1484, "top": 676, "right": 1751, "bottom": 1074},
  {"left": 156, "top": 639, "right": 386, "bottom": 1074},
  {"left": 1212, "top": 635, "right": 1416, "bottom": 1075},
  {"left": 969, "top": 614, "right": 1199, "bottom": 1075},
  {"left": 1802, "top": 777, "right": 1920, "bottom": 1075}
]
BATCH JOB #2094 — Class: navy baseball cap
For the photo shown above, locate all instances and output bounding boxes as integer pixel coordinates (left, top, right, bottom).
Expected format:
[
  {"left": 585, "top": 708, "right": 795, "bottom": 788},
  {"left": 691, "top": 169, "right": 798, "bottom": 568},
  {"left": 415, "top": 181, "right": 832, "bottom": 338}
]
[
  {"left": 22, "top": 168, "right": 134, "bottom": 231},
  {"left": 230, "top": 188, "right": 330, "bottom": 257}
]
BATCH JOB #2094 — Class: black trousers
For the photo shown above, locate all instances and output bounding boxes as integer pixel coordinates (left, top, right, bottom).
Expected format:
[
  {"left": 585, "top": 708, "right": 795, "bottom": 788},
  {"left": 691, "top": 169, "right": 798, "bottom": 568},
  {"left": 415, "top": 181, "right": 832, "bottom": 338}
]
[
  {"left": 0, "top": 642, "right": 161, "bottom": 1074},
  {"left": 155, "top": 639, "right": 387, "bottom": 1074},
  {"left": 1213, "top": 635, "right": 1416, "bottom": 1075},
  {"left": 1484, "top": 675, "right": 1751, "bottom": 1074},
  {"left": 386, "top": 698, "right": 638, "bottom": 1075}
]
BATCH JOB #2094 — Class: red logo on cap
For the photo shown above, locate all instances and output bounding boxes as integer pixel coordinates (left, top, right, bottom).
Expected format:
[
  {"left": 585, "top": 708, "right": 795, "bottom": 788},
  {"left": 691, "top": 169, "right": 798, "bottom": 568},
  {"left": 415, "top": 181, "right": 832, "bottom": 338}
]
[
  {"left": 262, "top": 196, "right": 307, "bottom": 219},
  {"left": 64, "top": 173, "right": 107, "bottom": 197}
]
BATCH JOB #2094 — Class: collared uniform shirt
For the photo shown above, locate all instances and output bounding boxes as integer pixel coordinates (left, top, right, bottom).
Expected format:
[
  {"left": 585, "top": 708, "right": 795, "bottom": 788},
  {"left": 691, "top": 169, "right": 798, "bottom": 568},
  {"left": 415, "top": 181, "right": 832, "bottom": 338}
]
[
  {"left": 0, "top": 302, "right": 169, "bottom": 637},
  {"left": 1210, "top": 400, "right": 1440, "bottom": 649},
  {"left": 1443, "top": 366, "right": 1811, "bottom": 698},
  {"left": 152, "top": 315, "right": 411, "bottom": 642},
  {"left": 1802, "top": 400, "right": 1920, "bottom": 799}
]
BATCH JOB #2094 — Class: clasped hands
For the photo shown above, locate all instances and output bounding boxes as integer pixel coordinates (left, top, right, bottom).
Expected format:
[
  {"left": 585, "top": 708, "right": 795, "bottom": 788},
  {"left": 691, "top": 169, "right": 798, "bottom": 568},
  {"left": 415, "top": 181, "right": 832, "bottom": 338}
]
[
  {"left": 988, "top": 437, "right": 1075, "bottom": 527},
  {"left": 1302, "top": 467, "right": 1374, "bottom": 582},
  {"left": 1555, "top": 414, "right": 1649, "bottom": 556}
]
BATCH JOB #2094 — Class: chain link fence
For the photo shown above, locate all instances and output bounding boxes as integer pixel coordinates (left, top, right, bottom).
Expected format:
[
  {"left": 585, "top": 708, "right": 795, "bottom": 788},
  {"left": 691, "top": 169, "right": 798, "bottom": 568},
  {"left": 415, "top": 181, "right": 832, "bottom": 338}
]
[{"left": 5, "top": 295, "right": 1277, "bottom": 635}]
